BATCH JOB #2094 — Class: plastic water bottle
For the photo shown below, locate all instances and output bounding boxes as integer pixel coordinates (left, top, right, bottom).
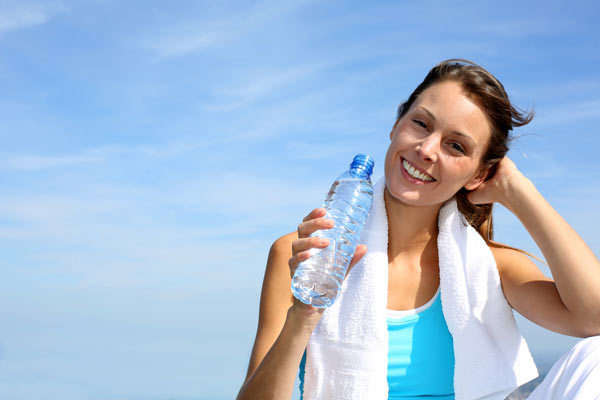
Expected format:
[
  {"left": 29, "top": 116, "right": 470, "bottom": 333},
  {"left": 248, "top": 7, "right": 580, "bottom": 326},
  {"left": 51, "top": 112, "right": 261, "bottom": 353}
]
[{"left": 291, "top": 154, "right": 374, "bottom": 308}]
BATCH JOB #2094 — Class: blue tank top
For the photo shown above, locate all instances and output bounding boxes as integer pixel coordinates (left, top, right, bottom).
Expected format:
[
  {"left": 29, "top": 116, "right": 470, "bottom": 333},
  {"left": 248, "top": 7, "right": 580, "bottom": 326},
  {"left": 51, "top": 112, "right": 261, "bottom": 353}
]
[
  {"left": 386, "top": 288, "right": 455, "bottom": 398},
  {"left": 298, "top": 288, "right": 455, "bottom": 399}
]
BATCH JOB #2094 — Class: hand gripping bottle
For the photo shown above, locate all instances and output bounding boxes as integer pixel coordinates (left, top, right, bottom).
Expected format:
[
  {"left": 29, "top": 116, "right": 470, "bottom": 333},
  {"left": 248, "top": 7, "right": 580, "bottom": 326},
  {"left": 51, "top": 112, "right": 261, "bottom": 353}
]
[{"left": 291, "top": 154, "right": 374, "bottom": 308}]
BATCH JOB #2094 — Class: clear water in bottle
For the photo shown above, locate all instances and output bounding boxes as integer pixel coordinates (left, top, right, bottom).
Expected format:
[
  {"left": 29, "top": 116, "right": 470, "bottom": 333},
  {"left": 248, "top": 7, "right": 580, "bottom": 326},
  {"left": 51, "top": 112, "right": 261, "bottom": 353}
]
[{"left": 291, "top": 154, "right": 374, "bottom": 308}]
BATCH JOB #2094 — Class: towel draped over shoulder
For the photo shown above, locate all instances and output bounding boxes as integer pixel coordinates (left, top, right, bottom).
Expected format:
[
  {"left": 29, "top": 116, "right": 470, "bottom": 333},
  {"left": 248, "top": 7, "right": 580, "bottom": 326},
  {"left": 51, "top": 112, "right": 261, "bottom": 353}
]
[{"left": 302, "top": 177, "right": 538, "bottom": 400}]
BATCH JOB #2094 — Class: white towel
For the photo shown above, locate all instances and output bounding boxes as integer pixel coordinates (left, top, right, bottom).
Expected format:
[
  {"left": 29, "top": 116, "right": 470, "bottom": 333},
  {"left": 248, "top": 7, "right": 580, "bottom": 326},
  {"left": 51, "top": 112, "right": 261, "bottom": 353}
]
[{"left": 303, "top": 177, "right": 538, "bottom": 400}]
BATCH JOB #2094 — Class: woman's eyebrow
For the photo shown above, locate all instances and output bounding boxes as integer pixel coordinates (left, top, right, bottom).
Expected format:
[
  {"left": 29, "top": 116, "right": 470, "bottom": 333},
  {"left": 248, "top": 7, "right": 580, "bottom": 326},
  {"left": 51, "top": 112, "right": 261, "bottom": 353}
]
[
  {"left": 415, "top": 106, "right": 477, "bottom": 148},
  {"left": 415, "top": 106, "right": 437, "bottom": 122}
]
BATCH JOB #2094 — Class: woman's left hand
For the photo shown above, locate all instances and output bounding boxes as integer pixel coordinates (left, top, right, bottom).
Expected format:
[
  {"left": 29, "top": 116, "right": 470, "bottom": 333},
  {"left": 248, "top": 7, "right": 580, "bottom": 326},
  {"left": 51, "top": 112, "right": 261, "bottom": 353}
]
[{"left": 467, "top": 156, "right": 527, "bottom": 206}]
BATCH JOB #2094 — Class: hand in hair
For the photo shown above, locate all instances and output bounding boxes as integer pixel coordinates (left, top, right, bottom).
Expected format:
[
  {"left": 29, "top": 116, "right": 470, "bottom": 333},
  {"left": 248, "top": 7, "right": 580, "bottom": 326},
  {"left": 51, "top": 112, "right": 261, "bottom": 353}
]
[{"left": 467, "top": 156, "right": 526, "bottom": 207}]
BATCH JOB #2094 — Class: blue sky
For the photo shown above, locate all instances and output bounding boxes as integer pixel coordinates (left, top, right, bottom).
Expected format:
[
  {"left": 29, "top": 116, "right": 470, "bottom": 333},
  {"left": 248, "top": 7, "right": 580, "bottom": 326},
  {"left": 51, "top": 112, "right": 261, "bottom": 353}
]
[{"left": 1, "top": 0, "right": 599, "bottom": 399}]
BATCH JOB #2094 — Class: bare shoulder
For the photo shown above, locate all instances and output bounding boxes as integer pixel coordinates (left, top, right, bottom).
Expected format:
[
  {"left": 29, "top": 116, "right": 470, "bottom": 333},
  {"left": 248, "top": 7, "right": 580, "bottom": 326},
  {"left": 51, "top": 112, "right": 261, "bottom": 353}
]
[
  {"left": 489, "top": 244, "right": 553, "bottom": 296},
  {"left": 489, "top": 245, "right": 546, "bottom": 278},
  {"left": 488, "top": 243, "right": 583, "bottom": 336},
  {"left": 242, "top": 231, "right": 298, "bottom": 382}
]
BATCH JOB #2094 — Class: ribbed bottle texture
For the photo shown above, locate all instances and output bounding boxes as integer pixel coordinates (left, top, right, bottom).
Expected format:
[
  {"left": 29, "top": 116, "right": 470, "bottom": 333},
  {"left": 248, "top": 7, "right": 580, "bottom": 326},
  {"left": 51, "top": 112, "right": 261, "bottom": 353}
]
[{"left": 291, "top": 154, "right": 374, "bottom": 308}]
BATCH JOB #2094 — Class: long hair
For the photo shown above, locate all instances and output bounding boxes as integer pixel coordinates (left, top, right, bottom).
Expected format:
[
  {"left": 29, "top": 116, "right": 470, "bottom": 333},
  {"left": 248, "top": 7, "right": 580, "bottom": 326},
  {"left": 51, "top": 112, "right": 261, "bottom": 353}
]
[{"left": 396, "top": 59, "right": 533, "bottom": 246}]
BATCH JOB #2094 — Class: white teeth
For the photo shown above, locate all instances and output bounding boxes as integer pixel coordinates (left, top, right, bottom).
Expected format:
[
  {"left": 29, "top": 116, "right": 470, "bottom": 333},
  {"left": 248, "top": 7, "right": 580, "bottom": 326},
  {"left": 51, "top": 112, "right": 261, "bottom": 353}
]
[{"left": 402, "top": 159, "right": 434, "bottom": 182}]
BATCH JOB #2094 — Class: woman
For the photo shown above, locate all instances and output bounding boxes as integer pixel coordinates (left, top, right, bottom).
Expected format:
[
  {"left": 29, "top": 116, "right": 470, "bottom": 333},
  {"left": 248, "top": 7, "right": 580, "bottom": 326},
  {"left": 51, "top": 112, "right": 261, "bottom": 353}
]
[{"left": 236, "top": 59, "right": 600, "bottom": 399}]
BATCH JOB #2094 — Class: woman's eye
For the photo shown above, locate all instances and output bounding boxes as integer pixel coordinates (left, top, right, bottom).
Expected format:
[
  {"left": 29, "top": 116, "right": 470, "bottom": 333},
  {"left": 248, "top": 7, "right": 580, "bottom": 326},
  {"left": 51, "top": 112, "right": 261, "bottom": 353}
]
[
  {"left": 412, "top": 119, "right": 427, "bottom": 129},
  {"left": 449, "top": 142, "right": 466, "bottom": 154}
]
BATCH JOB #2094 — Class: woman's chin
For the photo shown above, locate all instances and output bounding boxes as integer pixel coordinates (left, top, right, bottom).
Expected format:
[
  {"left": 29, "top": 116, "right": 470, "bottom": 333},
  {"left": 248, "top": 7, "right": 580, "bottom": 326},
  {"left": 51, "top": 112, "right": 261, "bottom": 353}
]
[
  {"left": 385, "top": 184, "right": 454, "bottom": 208},
  {"left": 385, "top": 185, "right": 427, "bottom": 205}
]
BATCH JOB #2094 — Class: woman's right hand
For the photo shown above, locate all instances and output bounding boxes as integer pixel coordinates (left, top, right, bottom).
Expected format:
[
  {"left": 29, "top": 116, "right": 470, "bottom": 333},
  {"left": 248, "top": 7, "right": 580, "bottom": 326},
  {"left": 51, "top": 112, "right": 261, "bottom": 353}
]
[{"left": 287, "top": 207, "right": 368, "bottom": 332}]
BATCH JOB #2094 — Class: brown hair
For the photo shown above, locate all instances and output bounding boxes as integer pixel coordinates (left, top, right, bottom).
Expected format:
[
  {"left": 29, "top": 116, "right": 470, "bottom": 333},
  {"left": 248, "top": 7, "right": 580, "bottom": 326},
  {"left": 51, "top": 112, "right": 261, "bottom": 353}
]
[{"left": 396, "top": 59, "right": 534, "bottom": 247}]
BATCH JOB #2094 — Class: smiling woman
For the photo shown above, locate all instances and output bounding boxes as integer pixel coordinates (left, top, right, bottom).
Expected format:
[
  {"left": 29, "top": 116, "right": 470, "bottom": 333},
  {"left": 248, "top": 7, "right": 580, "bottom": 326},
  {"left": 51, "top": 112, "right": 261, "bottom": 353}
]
[
  {"left": 236, "top": 59, "right": 600, "bottom": 400},
  {"left": 390, "top": 61, "right": 534, "bottom": 240},
  {"left": 385, "top": 80, "right": 493, "bottom": 207}
]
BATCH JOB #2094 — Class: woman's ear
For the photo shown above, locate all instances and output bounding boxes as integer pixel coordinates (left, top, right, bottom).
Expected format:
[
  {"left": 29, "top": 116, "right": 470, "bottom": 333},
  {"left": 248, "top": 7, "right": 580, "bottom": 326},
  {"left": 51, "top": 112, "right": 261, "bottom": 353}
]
[
  {"left": 390, "top": 119, "right": 400, "bottom": 140},
  {"left": 464, "top": 166, "right": 490, "bottom": 191}
]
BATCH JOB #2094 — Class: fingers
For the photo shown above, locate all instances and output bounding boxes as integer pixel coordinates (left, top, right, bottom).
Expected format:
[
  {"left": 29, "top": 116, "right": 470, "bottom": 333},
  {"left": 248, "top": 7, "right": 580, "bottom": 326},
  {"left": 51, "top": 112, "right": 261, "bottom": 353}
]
[
  {"left": 302, "top": 207, "right": 326, "bottom": 222},
  {"left": 298, "top": 209, "right": 334, "bottom": 238},
  {"left": 289, "top": 237, "right": 330, "bottom": 278},
  {"left": 293, "top": 207, "right": 367, "bottom": 284},
  {"left": 289, "top": 208, "right": 334, "bottom": 279},
  {"left": 292, "top": 236, "right": 330, "bottom": 255},
  {"left": 288, "top": 249, "right": 311, "bottom": 278},
  {"left": 290, "top": 243, "right": 368, "bottom": 281}
]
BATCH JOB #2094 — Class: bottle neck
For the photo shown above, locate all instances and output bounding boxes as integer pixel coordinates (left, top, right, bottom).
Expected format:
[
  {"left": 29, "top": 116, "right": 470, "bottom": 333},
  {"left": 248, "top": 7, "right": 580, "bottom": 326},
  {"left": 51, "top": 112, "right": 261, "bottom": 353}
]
[{"left": 349, "top": 167, "right": 372, "bottom": 179}]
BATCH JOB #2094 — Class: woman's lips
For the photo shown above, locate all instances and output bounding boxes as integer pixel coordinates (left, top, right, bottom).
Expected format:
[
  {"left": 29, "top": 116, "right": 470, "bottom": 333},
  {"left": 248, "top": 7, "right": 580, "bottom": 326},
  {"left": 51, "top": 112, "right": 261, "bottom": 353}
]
[{"left": 400, "top": 157, "right": 436, "bottom": 184}]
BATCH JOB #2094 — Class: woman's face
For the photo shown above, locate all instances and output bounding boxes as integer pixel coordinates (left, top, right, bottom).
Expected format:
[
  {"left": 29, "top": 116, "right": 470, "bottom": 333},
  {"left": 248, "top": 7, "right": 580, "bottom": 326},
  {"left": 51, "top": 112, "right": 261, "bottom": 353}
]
[{"left": 384, "top": 80, "right": 491, "bottom": 207}]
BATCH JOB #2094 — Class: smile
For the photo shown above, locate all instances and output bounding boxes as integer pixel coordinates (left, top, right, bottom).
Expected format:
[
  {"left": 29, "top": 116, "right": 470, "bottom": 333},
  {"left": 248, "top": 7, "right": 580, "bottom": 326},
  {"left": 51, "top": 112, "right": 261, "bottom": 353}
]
[{"left": 401, "top": 158, "right": 436, "bottom": 182}]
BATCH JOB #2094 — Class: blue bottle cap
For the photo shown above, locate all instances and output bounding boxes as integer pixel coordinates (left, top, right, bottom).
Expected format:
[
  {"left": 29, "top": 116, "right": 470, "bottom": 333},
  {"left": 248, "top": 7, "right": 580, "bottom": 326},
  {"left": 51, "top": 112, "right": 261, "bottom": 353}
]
[{"left": 350, "top": 154, "right": 374, "bottom": 177}]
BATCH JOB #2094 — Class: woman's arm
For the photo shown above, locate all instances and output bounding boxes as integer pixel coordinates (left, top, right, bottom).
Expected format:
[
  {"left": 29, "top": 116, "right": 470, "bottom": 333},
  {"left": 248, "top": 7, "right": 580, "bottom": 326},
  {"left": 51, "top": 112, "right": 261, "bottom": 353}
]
[
  {"left": 470, "top": 157, "right": 600, "bottom": 337},
  {"left": 501, "top": 173, "right": 600, "bottom": 328},
  {"left": 237, "top": 209, "right": 367, "bottom": 399},
  {"left": 236, "top": 233, "right": 310, "bottom": 400},
  {"left": 237, "top": 302, "right": 318, "bottom": 400}
]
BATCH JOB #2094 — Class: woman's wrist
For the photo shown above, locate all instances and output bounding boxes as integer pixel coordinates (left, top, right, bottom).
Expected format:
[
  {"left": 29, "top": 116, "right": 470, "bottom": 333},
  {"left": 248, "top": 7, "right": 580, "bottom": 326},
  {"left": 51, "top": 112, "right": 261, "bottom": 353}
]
[
  {"left": 286, "top": 302, "right": 323, "bottom": 337},
  {"left": 499, "top": 171, "right": 536, "bottom": 214}
]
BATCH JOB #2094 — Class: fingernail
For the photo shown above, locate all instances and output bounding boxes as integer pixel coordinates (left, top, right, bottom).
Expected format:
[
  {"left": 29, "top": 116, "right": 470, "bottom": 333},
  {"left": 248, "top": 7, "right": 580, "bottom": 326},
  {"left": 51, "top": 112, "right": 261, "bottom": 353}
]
[{"left": 320, "top": 239, "right": 329, "bottom": 246}]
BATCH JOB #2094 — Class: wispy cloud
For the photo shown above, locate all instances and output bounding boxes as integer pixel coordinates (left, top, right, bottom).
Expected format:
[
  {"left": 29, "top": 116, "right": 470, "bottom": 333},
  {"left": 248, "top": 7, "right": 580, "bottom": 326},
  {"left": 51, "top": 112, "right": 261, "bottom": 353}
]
[
  {"left": 536, "top": 98, "right": 600, "bottom": 125},
  {"left": 465, "top": 16, "right": 576, "bottom": 38},
  {"left": 0, "top": 168, "right": 323, "bottom": 289},
  {"left": 202, "top": 62, "right": 331, "bottom": 112},
  {"left": 0, "top": 140, "right": 212, "bottom": 170},
  {"left": 0, "top": 1, "right": 67, "bottom": 33},
  {"left": 2, "top": 153, "right": 103, "bottom": 170},
  {"left": 144, "top": 0, "right": 316, "bottom": 59},
  {"left": 146, "top": 30, "right": 222, "bottom": 59},
  {"left": 284, "top": 141, "right": 360, "bottom": 161},
  {"left": 517, "top": 78, "right": 600, "bottom": 100},
  {"left": 512, "top": 150, "right": 569, "bottom": 181}
]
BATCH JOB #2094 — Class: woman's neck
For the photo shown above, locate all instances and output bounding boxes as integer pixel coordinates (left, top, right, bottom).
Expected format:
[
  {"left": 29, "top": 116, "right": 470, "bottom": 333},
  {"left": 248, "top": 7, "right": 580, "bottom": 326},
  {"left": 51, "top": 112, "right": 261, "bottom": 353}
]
[{"left": 384, "top": 186, "right": 442, "bottom": 263}]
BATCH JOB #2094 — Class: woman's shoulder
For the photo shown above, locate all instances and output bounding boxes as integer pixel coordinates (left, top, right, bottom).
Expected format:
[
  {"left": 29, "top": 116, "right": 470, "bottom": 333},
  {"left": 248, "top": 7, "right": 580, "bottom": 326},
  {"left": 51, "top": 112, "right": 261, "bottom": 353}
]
[
  {"left": 488, "top": 243, "right": 531, "bottom": 270},
  {"left": 488, "top": 243, "right": 527, "bottom": 261},
  {"left": 487, "top": 242, "right": 543, "bottom": 278}
]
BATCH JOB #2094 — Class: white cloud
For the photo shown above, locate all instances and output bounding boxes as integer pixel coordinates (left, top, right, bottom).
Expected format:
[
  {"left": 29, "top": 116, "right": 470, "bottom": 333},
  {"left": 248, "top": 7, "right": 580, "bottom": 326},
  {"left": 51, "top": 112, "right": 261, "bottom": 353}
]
[
  {"left": 512, "top": 150, "right": 568, "bottom": 181},
  {"left": 0, "top": 140, "right": 211, "bottom": 170},
  {"left": 144, "top": 0, "right": 317, "bottom": 59},
  {"left": 536, "top": 99, "right": 600, "bottom": 125},
  {"left": 0, "top": 1, "right": 67, "bottom": 33},
  {"left": 84, "top": 141, "right": 210, "bottom": 160},
  {"left": 0, "top": 189, "right": 265, "bottom": 289},
  {"left": 146, "top": 30, "right": 223, "bottom": 59},
  {"left": 0, "top": 164, "right": 327, "bottom": 288},
  {"left": 465, "top": 16, "right": 576, "bottom": 38},
  {"left": 2, "top": 153, "right": 103, "bottom": 170},
  {"left": 204, "top": 64, "right": 327, "bottom": 111},
  {"left": 517, "top": 78, "right": 600, "bottom": 100}
]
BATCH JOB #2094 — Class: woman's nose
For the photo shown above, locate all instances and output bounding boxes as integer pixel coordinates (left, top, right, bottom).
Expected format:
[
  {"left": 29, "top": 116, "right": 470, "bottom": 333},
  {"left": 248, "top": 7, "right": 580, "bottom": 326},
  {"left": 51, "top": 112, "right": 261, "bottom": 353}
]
[{"left": 417, "top": 134, "right": 439, "bottom": 163}]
